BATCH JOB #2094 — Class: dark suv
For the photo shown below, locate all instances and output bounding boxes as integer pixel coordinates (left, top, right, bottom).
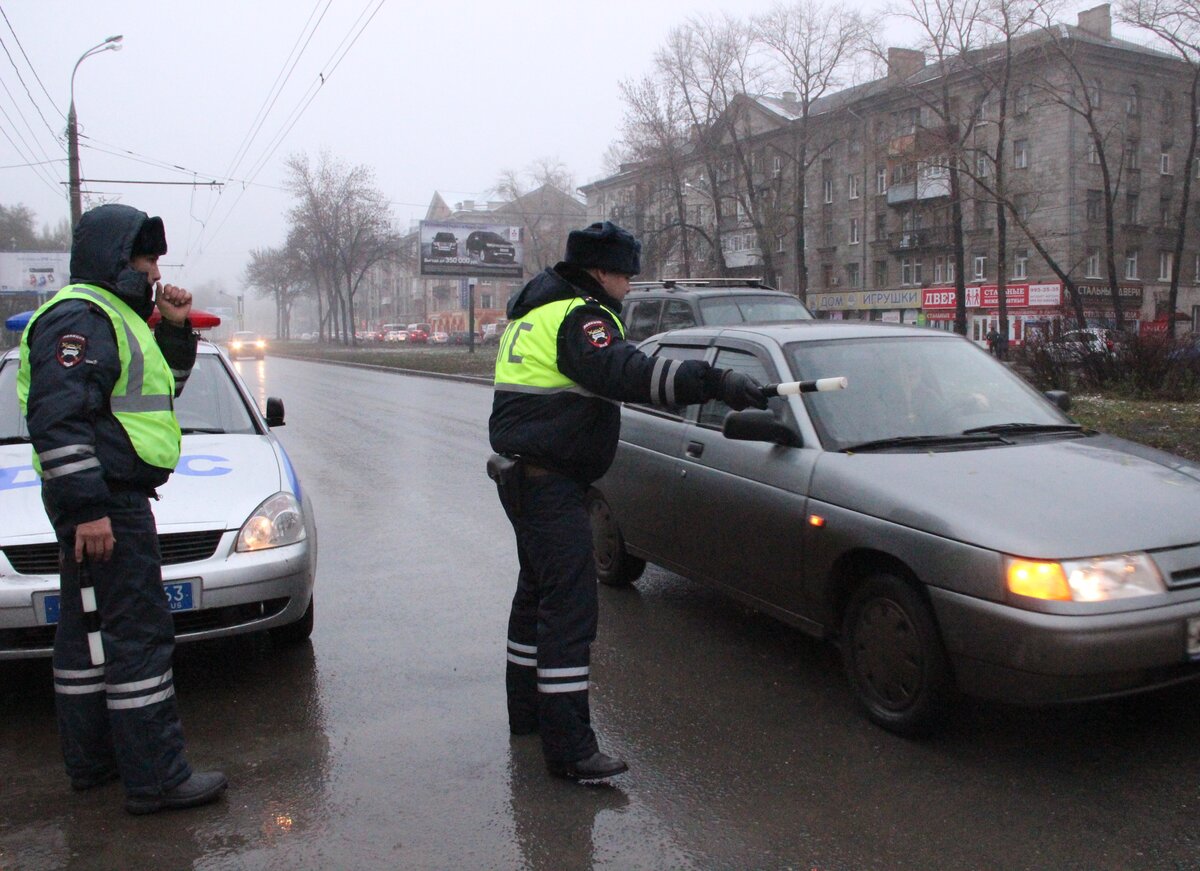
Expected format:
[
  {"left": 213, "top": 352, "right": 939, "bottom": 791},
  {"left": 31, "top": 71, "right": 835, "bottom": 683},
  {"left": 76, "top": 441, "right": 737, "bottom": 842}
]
[
  {"left": 431, "top": 232, "right": 458, "bottom": 258},
  {"left": 620, "top": 279, "right": 813, "bottom": 343},
  {"left": 465, "top": 230, "right": 516, "bottom": 264}
]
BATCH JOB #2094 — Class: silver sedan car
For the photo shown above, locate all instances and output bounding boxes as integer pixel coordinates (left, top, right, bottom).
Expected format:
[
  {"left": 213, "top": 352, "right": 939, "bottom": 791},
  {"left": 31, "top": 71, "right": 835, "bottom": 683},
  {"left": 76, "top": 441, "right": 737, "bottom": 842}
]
[
  {"left": 0, "top": 341, "right": 317, "bottom": 659},
  {"left": 589, "top": 322, "right": 1200, "bottom": 735}
]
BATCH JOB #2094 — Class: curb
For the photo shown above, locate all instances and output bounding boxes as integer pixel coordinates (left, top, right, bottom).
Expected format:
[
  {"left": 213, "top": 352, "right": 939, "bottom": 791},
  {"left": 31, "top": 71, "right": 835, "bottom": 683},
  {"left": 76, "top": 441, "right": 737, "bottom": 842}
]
[{"left": 270, "top": 352, "right": 494, "bottom": 387}]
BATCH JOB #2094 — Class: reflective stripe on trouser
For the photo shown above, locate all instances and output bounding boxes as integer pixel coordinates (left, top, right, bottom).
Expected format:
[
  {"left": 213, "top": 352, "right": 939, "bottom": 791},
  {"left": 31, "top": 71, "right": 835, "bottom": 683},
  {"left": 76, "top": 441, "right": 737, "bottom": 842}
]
[
  {"left": 502, "top": 473, "right": 600, "bottom": 763},
  {"left": 48, "top": 491, "right": 191, "bottom": 797}
]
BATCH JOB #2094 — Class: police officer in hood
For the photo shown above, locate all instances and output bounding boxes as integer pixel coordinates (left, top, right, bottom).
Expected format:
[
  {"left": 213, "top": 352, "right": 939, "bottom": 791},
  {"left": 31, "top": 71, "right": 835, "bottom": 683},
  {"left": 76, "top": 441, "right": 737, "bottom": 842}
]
[
  {"left": 18, "top": 204, "right": 227, "bottom": 814},
  {"left": 489, "top": 221, "right": 767, "bottom": 781}
]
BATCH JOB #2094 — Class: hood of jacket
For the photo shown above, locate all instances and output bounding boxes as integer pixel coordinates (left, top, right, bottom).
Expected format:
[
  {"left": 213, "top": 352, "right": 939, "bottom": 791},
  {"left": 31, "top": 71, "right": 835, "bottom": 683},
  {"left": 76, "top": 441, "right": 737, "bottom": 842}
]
[
  {"left": 69, "top": 203, "right": 158, "bottom": 318},
  {"left": 506, "top": 262, "right": 623, "bottom": 321}
]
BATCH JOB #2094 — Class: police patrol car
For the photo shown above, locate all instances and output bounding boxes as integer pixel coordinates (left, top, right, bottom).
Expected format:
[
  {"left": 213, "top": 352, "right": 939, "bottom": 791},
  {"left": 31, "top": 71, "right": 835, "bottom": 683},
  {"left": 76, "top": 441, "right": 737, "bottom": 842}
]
[{"left": 0, "top": 313, "right": 317, "bottom": 659}]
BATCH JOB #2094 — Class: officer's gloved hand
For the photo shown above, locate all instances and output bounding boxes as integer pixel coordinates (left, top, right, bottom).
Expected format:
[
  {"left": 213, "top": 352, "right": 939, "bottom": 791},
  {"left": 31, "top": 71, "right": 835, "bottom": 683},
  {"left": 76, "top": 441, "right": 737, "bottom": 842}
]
[{"left": 716, "top": 369, "right": 769, "bottom": 411}]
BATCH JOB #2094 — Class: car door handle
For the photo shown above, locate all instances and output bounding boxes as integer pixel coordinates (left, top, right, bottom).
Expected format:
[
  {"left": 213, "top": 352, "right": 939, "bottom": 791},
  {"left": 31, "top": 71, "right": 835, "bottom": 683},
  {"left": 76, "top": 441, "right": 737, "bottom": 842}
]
[{"left": 685, "top": 441, "right": 705, "bottom": 458}]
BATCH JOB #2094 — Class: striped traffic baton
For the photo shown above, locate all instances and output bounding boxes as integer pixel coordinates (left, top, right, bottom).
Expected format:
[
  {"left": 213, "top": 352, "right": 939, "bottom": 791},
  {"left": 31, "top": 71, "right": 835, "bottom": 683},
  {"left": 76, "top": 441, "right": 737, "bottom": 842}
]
[{"left": 78, "top": 558, "right": 105, "bottom": 666}]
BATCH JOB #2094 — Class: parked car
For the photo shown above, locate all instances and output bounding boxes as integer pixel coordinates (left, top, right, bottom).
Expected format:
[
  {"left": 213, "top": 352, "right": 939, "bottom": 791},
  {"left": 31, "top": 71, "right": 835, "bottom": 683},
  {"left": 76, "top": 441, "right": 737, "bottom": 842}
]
[
  {"left": 227, "top": 330, "right": 267, "bottom": 360},
  {"left": 384, "top": 329, "right": 409, "bottom": 343},
  {"left": 622, "top": 279, "right": 813, "bottom": 343},
  {"left": 480, "top": 321, "right": 507, "bottom": 345},
  {"left": 465, "top": 230, "right": 516, "bottom": 264},
  {"left": 430, "top": 231, "right": 458, "bottom": 258},
  {"left": 406, "top": 323, "right": 432, "bottom": 344},
  {"left": 429, "top": 331, "right": 449, "bottom": 345},
  {"left": 1043, "top": 327, "right": 1123, "bottom": 363},
  {"left": 0, "top": 341, "right": 317, "bottom": 659},
  {"left": 590, "top": 320, "right": 1200, "bottom": 735},
  {"left": 447, "top": 331, "right": 474, "bottom": 346}
]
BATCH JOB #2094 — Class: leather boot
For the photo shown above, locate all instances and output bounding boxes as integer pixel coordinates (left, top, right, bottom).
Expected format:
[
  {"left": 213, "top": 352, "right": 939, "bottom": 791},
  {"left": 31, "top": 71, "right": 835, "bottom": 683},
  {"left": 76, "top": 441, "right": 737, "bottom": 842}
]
[
  {"left": 546, "top": 751, "right": 628, "bottom": 781},
  {"left": 125, "top": 771, "right": 228, "bottom": 815}
]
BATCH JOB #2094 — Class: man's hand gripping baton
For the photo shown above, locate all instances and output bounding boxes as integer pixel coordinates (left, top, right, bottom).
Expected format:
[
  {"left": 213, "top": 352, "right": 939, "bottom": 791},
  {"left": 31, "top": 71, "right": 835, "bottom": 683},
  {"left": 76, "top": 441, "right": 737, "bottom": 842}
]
[{"left": 761, "top": 376, "right": 848, "bottom": 398}]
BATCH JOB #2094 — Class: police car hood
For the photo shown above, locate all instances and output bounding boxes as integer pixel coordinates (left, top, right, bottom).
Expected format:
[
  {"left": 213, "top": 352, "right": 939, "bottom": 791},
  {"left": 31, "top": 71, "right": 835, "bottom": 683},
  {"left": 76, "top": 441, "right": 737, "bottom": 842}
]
[{"left": 0, "top": 434, "right": 287, "bottom": 542}]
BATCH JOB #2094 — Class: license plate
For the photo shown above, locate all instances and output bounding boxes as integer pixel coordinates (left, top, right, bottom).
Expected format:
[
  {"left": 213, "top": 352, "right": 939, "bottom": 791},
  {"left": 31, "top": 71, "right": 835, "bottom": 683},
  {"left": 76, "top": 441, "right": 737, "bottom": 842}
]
[
  {"left": 1188, "top": 616, "right": 1200, "bottom": 659},
  {"left": 40, "top": 580, "right": 197, "bottom": 625}
]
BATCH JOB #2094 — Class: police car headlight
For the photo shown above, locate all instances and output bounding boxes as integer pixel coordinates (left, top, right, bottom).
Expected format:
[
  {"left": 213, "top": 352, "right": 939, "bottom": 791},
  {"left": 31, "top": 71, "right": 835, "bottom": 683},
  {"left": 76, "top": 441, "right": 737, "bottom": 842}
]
[{"left": 236, "top": 492, "right": 306, "bottom": 551}]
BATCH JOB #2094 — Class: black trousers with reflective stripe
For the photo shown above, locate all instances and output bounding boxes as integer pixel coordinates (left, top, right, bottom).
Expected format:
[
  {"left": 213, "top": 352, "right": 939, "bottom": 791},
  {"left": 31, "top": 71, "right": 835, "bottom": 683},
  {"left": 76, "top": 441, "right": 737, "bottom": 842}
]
[
  {"left": 48, "top": 490, "right": 191, "bottom": 797},
  {"left": 501, "top": 473, "right": 600, "bottom": 763}
]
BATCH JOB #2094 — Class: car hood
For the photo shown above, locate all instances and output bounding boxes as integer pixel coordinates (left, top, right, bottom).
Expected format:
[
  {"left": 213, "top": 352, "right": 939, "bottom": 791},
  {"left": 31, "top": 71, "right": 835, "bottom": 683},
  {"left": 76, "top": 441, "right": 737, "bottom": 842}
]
[
  {"left": 810, "top": 433, "right": 1200, "bottom": 558},
  {"left": 0, "top": 434, "right": 287, "bottom": 542}
]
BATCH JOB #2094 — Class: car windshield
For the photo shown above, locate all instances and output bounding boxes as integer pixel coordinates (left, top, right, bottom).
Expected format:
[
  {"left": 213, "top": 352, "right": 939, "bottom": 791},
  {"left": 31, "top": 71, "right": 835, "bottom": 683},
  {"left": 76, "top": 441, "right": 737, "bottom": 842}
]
[
  {"left": 233, "top": 332, "right": 257, "bottom": 340},
  {"left": 699, "top": 294, "right": 812, "bottom": 325},
  {"left": 786, "top": 335, "right": 1071, "bottom": 451},
  {"left": 0, "top": 353, "right": 258, "bottom": 441}
]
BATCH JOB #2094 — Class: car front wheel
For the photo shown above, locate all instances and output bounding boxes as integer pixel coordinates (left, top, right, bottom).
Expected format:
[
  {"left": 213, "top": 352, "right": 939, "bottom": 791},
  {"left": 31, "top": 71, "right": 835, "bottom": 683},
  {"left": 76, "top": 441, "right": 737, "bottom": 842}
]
[
  {"left": 587, "top": 491, "right": 645, "bottom": 587},
  {"left": 841, "top": 573, "right": 953, "bottom": 736}
]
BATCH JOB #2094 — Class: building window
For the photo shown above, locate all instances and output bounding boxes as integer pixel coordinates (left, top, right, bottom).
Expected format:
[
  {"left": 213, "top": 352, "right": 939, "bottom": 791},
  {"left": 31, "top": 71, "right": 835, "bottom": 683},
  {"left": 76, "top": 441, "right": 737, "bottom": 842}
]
[
  {"left": 901, "top": 258, "right": 923, "bottom": 285},
  {"left": 875, "top": 212, "right": 887, "bottom": 240},
  {"left": 849, "top": 217, "right": 860, "bottom": 244},
  {"left": 1127, "top": 140, "right": 1140, "bottom": 170},
  {"left": 1013, "top": 249, "right": 1028, "bottom": 279},
  {"left": 773, "top": 155, "right": 782, "bottom": 178},
  {"left": 1125, "top": 249, "right": 1139, "bottom": 280},
  {"left": 874, "top": 260, "right": 888, "bottom": 287},
  {"left": 737, "top": 202, "right": 747, "bottom": 222},
  {"left": 848, "top": 174, "right": 860, "bottom": 200},
  {"left": 1088, "top": 79, "right": 1103, "bottom": 108},
  {"left": 1087, "top": 141, "right": 1100, "bottom": 165},
  {"left": 976, "top": 152, "right": 991, "bottom": 177},
  {"left": 1160, "top": 251, "right": 1174, "bottom": 281},
  {"left": 1126, "top": 192, "right": 1140, "bottom": 224},
  {"left": 847, "top": 262, "right": 861, "bottom": 288},
  {"left": 1161, "top": 197, "right": 1173, "bottom": 224},
  {"left": 876, "top": 166, "right": 887, "bottom": 194},
  {"left": 1161, "top": 152, "right": 1172, "bottom": 175},
  {"left": 1086, "top": 249, "right": 1101, "bottom": 278},
  {"left": 823, "top": 222, "right": 834, "bottom": 246},
  {"left": 1127, "top": 83, "right": 1140, "bottom": 115},
  {"left": 822, "top": 263, "right": 834, "bottom": 287},
  {"left": 1015, "top": 84, "right": 1030, "bottom": 115},
  {"left": 1013, "top": 139, "right": 1029, "bottom": 169},
  {"left": 973, "top": 254, "right": 987, "bottom": 281},
  {"left": 776, "top": 234, "right": 786, "bottom": 253},
  {"left": 1014, "top": 194, "right": 1031, "bottom": 222},
  {"left": 823, "top": 179, "right": 834, "bottom": 203},
  {"left": 934, "top": 255, "right": 956, "bottom": 284},
  {"left": 1163, "top": 89, "right": 1176, "bottom": 125}
]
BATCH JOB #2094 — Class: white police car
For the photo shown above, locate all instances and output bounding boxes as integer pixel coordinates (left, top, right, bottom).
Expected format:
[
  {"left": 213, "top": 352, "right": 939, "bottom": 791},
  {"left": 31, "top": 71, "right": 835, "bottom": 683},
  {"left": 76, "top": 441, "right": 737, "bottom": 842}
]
[{"left": 0, "top": 336, "right": 317, "bottom": 659}]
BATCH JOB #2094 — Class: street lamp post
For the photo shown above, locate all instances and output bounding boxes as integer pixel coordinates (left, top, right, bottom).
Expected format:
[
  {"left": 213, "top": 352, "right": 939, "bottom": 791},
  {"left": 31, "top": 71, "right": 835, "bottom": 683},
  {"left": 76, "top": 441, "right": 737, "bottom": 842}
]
[
  {"left": 219, "top": 291, "right": 245, "bottom": 331},
  {"left": 68, "top": 35, "right": 123, "bottom": 229}
]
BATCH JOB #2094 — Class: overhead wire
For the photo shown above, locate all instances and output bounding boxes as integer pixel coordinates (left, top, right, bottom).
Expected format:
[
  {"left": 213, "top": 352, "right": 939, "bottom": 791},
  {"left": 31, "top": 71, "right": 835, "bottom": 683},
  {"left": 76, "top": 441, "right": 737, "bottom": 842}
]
[
  {"left": 0, "top": 81, "right": 62, "bottom": 195},
  {"left": 0, "top": 4, "right": 61, "bottom": 119},
  {"left": 0, "top": 31, "right": 62, "bottom": 146},
  {"left": 0, "top": 64, "right": 63, "bottom": 183}
]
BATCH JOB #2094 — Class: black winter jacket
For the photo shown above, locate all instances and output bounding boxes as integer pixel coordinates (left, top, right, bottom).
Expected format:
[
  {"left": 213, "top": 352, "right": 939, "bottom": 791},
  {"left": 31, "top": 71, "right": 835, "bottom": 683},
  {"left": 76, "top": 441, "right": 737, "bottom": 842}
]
[
  {"left": 489, "top": 263, "right": 720, "bottom": 483},
  {"left": 23, "top": 205, "right": 197, "bottom": 528}
]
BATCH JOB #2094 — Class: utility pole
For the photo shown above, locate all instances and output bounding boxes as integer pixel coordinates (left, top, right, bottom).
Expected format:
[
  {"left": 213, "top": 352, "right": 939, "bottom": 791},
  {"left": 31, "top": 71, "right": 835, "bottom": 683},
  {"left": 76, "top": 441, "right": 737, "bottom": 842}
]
[{"left": 68, "top": 35, "right": 123, "bottom": 229}]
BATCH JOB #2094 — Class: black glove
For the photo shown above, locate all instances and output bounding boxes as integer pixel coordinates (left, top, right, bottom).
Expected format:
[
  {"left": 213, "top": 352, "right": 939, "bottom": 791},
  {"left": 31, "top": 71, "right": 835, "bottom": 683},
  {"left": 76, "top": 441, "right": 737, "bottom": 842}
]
[{"left": 715, "top": 369, "right": 768, "bottom": 411}]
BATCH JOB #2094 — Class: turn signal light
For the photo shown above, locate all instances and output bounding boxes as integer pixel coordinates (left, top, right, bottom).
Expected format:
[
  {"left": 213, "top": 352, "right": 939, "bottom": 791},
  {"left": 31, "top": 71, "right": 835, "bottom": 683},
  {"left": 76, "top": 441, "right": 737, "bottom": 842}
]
[{"left": 1007, "top": 559, "right": 1071, "bottom": 600}]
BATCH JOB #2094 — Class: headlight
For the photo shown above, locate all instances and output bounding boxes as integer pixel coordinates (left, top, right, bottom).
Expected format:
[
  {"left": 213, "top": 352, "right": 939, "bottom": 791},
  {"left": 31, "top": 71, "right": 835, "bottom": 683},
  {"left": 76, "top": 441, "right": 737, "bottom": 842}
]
[
  {"left": 236, "top": 492, "right": 306, "bottom": 552},
  {"left": 256, "top": 340, "right": 266, "bottom": 348},
  {"left": 1006, "top": 553, "right": 1165, "bottom": 602},
  {"left": 231, "top": 341, "right": 243, "bottom": 350}
]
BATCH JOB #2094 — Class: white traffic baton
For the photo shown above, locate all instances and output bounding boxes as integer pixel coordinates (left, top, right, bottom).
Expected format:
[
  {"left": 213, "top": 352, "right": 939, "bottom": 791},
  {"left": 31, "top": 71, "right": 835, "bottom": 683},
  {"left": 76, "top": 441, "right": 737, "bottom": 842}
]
[
  {"left": 78, "top": 558, "right": 105, "bottom": 666},
  {"left": 762, "top": 376, "right": 848, "bottom": 397}
]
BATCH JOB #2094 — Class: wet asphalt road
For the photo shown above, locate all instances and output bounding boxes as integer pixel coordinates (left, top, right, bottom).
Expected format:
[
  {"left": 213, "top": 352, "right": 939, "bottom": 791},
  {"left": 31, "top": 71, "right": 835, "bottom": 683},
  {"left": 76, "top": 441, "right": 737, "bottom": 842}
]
[{"left": 3, "top": 356, "right": 1200, "bottom": 870}]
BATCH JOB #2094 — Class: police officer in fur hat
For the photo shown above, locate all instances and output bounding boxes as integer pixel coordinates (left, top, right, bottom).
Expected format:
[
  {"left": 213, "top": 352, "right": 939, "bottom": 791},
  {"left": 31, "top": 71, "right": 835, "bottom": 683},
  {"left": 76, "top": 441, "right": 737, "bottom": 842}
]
[{"left": 489, "top": 221, "right": 767, "bottom": 781}]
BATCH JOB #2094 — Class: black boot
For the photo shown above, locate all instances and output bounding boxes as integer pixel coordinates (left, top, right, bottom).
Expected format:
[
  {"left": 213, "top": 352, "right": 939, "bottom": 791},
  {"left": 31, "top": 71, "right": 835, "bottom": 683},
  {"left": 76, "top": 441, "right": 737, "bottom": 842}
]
[
  {"left": 546, "top": 751, "right": 628, "bottom": 781},
  {"left": 125, "top": 771, "right": 228, "bottom": 815}
]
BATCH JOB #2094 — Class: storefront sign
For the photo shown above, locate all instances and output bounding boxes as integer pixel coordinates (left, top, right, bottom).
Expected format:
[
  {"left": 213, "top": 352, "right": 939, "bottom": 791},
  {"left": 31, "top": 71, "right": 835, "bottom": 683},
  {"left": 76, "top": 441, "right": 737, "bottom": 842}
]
[
  {"left": 1074, "top": 283, "right": 1143, "bottom": 304},
  {"left": 922, "top": 283, "right": 1062, "bottom": 309},
  {"left": 806, "top": 289, "right": 921, "bottom": 311}
]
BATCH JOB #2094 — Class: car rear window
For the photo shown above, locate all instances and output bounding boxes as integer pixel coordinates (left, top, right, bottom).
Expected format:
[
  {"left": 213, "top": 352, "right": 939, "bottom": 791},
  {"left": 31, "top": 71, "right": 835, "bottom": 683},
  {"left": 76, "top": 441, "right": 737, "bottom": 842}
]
[{"left": 698, "top": 294, "right": 811, "bottom": 325}]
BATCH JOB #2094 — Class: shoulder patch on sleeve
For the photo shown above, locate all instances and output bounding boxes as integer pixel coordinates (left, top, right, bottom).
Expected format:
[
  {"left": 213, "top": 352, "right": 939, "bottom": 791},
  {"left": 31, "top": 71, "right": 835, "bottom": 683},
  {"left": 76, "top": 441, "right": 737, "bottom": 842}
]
[
  {"left": 581, "top": 319, "right": 613, "bottom": 349},
  {"left": 56, "top": 334, "right": 87, "bottom": 368}
]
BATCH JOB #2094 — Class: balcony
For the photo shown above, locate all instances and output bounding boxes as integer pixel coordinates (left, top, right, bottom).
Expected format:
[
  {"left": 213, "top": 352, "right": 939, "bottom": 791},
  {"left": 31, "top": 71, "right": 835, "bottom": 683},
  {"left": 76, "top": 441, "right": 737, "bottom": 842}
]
[
  {"left": 887, "top": 226, "right": 954, "bottom": 253},
  {"left": 886, "top": 173, "right": 952, "bottom": 205}
]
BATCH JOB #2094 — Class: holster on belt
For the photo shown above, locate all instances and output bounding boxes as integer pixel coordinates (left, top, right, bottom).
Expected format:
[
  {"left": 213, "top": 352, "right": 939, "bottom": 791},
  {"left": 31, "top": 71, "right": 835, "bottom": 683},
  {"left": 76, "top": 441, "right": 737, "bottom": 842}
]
[{"left": 487, "top": 453, "right": 523, "bottom": 517}]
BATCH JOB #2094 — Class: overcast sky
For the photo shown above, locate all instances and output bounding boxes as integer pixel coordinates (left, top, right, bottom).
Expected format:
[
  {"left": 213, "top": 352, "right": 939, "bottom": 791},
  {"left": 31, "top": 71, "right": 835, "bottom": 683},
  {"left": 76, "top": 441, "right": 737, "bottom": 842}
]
[{"left": 2, "top": 0, "right": 1110, "bottom": 301}]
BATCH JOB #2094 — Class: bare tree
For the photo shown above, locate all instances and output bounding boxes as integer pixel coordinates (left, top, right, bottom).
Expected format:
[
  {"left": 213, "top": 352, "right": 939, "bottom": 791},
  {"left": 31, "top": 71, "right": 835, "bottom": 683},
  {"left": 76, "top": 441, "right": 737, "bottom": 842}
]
[
  {"left": 493, "top": 158, "right": 582, "bottom": 274},
  {"left": 285, "top": 151, "right": 399, "bottom": 345},
  {"left": 755, "top": 0, "right": 869, "bottom": 295},
  {"left": 244, "top": 246, "right": 307, "bottom": 339},
  {"left": 1120, "top": 0, "right": 1200, "bottom": 336}
]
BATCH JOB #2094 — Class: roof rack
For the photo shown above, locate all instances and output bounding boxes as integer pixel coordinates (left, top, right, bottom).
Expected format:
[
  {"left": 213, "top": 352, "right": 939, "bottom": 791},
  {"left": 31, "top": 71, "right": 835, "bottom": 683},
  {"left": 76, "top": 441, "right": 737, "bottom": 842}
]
[{"left": 629, "top": 278, "right": 766, "bottom": 290}]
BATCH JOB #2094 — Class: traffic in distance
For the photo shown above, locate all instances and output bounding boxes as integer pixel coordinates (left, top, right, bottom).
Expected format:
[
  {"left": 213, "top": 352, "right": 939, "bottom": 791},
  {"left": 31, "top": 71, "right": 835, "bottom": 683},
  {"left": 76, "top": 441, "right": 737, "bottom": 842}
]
[
  {"left": 0, "top": 337, "right": 317, "bottom": 659},
  {"left": 588, "top": 320, "right": 1200, "bottom": 735}
]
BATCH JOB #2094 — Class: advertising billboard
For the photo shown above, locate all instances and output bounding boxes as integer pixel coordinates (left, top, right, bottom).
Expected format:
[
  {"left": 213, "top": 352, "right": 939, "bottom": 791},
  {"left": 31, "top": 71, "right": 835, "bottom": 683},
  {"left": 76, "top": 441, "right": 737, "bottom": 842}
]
[
  {"left": 419, "top": 220, "right": 523, "bottom": 279},
  {"left": 0, "top": 252, "right": 70, "bottom": 295}
]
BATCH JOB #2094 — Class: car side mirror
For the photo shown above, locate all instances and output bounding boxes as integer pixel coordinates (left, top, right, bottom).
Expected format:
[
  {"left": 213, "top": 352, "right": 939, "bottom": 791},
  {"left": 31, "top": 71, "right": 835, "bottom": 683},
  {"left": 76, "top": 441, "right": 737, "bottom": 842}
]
[
  {"left": 265, "top": 396, "right": 286, "bottom": 427},
  {"left": 1044, "top": 390, "right": 1071, "bottom": 412},
  {"left": 722, "top": 409, "right": 802, "bottom": 447}
]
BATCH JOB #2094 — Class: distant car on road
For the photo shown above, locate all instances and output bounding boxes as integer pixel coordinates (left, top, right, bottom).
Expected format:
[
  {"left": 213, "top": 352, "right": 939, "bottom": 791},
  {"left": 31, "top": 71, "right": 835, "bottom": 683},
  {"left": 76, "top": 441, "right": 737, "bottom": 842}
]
[
  {"left": 0, "top": 340, "right": 318, "bottom": 659},
  {"left": 465, "top": 230, "right": 516, "bottom": 264},
  {"left": 227, "top": 330, "right": 266, "bottom": 360},
  {"left": 430, "top": 231, "right": 458, "bottom": 258},
  {"left": 429, "top": 331, "right": 449, "bottom": 345},
  {"left": 590, "top": 320, "right": 1200, "bottom": 735},
  {"left": 406, "top": 323, "right": 431, "bottom": 344},
  {"left": 384, "top": 329, "right": 409, "bottom": 343}
]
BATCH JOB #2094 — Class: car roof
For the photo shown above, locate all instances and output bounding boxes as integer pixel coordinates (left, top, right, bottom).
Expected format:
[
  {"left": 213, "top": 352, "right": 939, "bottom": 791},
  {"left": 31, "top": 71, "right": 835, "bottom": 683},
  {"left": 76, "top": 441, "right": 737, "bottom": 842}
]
[
  {"left": 626, "top": 282, "right": 793, "bottom": 300},
  {"left": 652, "top": 320, "right": 958, "bottom": 344}
]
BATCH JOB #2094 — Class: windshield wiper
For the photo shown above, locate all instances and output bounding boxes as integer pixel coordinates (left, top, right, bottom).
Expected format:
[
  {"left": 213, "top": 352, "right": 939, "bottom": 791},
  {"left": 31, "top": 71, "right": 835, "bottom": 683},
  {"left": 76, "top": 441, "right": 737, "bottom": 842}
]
[
  {"left": 180, "top": 427, "right": 226, "bottom": 434},
  {"left": 0, "top": 435, "right": 30, "bottom": 444},
  {"left": 842, "top": 433, "right": 1009, "bottom": 453},
  {"left": 961, "top": 422, "right": 1084, "bottom": 436}
]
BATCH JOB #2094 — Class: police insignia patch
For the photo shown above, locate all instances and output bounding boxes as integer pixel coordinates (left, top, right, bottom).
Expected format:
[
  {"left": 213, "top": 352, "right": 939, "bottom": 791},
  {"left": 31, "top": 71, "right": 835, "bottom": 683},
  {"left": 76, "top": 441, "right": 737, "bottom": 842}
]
[
  {"left": 56, "top": 334, "right": 87, "bottom": 368},
  {"left": 582, "top": 319, "right": 612, "bottom": 348}
]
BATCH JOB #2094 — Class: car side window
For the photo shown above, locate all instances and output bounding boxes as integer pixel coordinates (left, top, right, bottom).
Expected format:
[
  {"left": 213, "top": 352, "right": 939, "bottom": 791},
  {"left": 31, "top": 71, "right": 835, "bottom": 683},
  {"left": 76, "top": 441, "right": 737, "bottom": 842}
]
[
  {"left": 659, "top": 300, "right": 697, "bottom": 332},
  {"left": 625, "top": 343, "right": 707, "bottom": 419},
  {"left": 625, "top": 300, "right": 663, "bottom": 342},
  {"left": 697, "top": 348, "right": 773, "bottom": 429}
]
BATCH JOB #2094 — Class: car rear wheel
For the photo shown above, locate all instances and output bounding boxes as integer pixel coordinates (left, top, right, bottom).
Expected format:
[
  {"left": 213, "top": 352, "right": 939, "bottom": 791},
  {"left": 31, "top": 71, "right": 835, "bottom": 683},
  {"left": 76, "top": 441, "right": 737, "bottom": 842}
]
[
  {"left": 587, "top": 491, "right": 645, "bottom": 586},
  {"left": 841, "top": 573, "right": 953, "bottom": 736},
  {"left": 270, "top": 595, "right": 314, "bottom": 645}
]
